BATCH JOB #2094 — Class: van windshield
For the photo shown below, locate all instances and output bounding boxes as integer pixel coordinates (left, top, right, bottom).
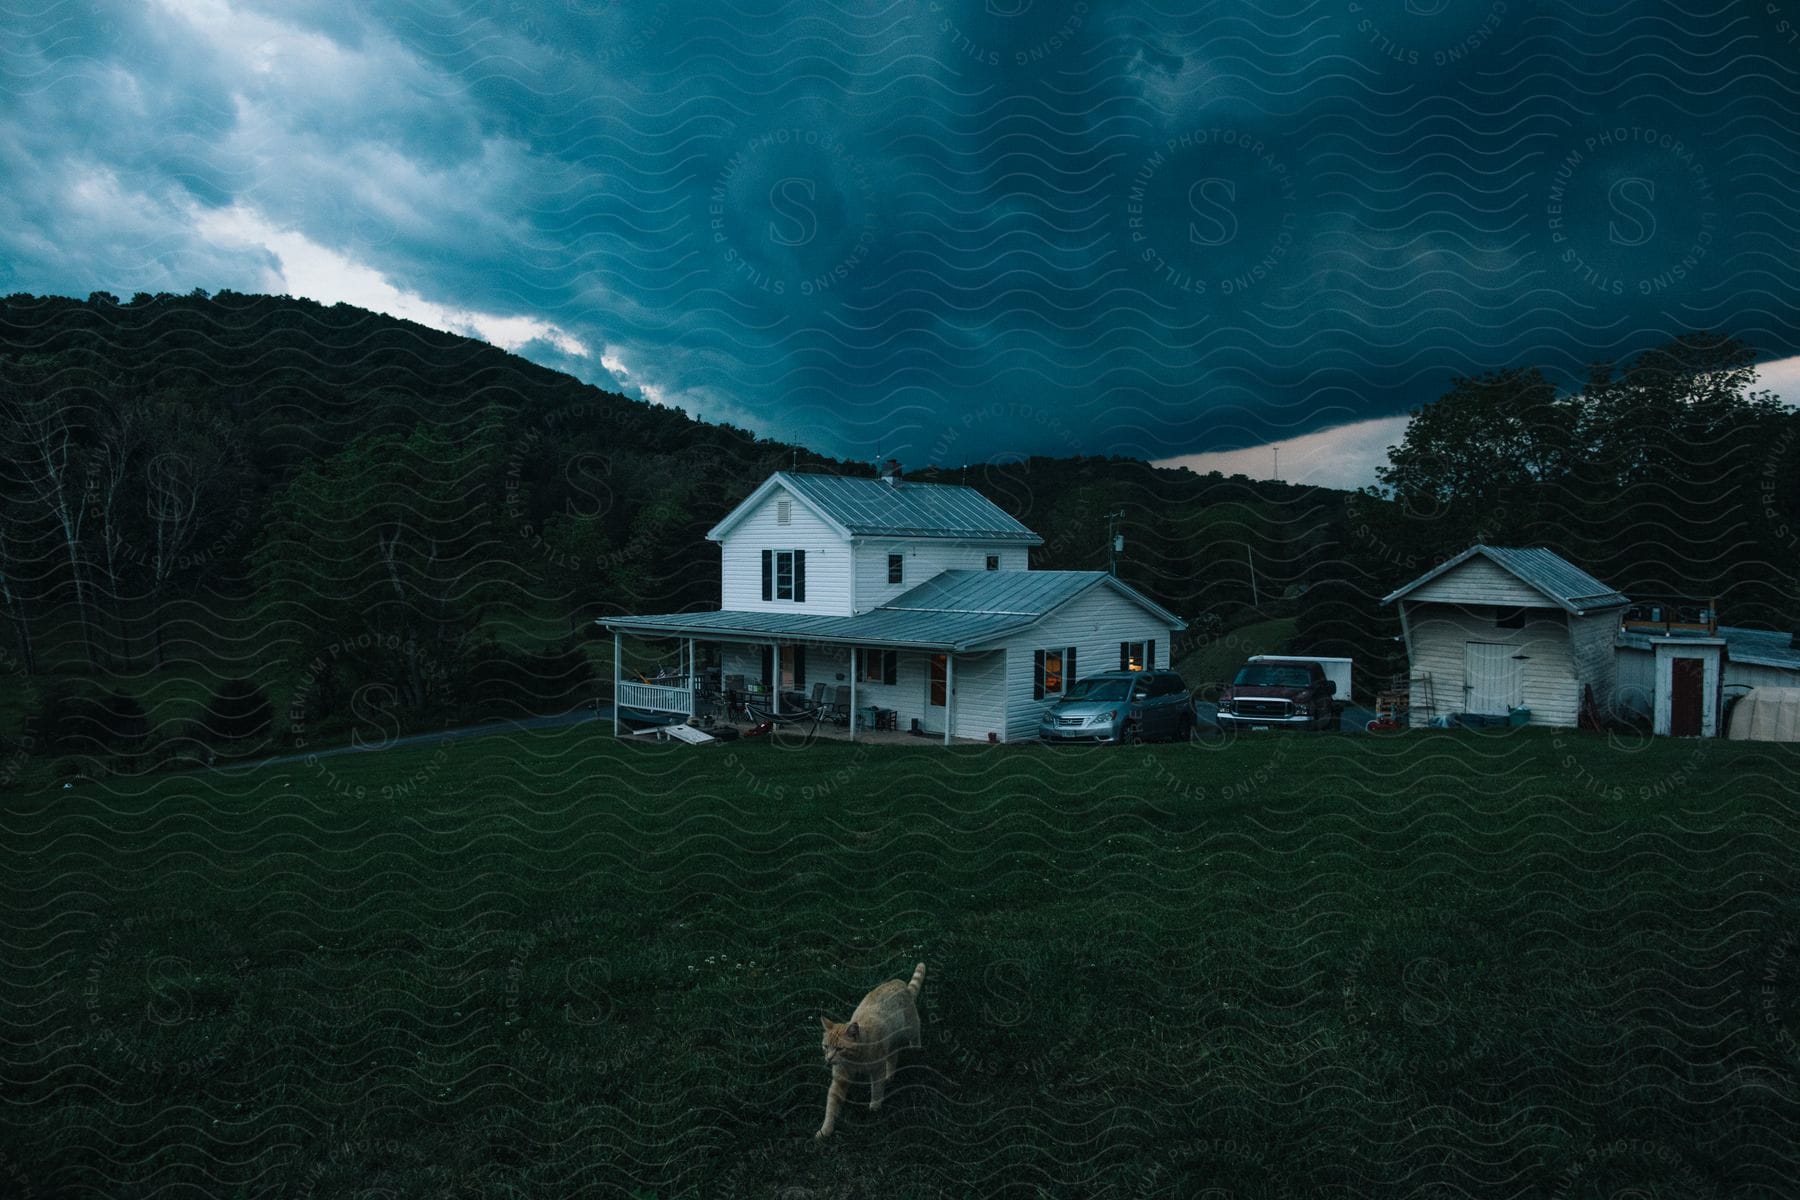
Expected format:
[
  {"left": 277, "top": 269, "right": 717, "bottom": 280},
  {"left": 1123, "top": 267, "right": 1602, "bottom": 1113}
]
[
  {"left": 1233, "top": 665, "right": 1314, "bottom": 688},
  {"left": 1064, "top": 678, "right": 1131, "bottom": 702}
]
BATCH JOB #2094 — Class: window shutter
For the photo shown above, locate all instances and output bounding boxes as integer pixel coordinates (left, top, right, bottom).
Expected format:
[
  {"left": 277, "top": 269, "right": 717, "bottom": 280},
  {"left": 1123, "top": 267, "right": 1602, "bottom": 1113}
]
[
  {"left": 1120, "top": 642, "right": 1129, "bottom": 671},
  {"left": 1033, "top": 650, "right": 1045, "bottom": 700},
  {"left": 794, "top": 645, "right": 806, "bottom": 688},
  {"left": 883, "top": 651, "right": 896, "bottom": 686},
  {"left": 760, "top": 645, "right": 773, "bottom": 689},
  {"left": 1067, "top": 646, "right": 1076, "bottom": 683},
  {"left": 1148, "top": 639, "right": 1156, "bottom": 669},
  {"left": 761, "top": 549, "right": 772, "bottom": 602},
  {"left": 794, "top": 549, "right": 806, "bottom": 602}
]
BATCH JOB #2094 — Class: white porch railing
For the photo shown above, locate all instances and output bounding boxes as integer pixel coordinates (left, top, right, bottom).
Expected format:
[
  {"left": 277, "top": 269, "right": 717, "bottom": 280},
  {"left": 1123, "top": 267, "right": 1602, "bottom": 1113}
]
[{"left": 617, "top": 681, "right": 694, "bottom": 715}]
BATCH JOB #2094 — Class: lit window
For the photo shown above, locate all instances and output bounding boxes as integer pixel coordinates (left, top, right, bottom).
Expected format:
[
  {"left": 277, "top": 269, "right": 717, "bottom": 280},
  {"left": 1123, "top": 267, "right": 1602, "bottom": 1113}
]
[
  {"left": 1122, "top": 641, "right": 1145, "bottom": 671},
  {"left": 1044, "top": 649, "right": 1064, "bottom": 694}
]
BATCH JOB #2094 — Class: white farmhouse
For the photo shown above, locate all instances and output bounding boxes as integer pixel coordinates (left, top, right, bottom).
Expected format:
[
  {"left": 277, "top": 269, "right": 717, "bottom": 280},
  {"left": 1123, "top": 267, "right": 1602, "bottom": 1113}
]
[
  {"left": 601, "top": 468, "right": 1184, "bottom": 743},
  {"left": 1381, "top": 545, "right": 1630, "bottom": 728}
]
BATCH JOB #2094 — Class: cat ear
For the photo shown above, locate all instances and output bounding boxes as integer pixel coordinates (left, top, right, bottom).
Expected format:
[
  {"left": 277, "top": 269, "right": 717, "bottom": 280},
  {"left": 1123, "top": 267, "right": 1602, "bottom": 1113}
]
[
  {"left": 820, "top": 1015, "right": 834, "bottom": 1031},
  {"left": 845, "top": 1021, "right": 860, "bottom": 1039}
]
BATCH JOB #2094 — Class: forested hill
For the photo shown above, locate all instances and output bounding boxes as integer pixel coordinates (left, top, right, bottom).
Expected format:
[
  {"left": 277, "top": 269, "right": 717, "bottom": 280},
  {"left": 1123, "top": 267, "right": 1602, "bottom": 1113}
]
[
  {"left": 5, "top": 292, "right": 1796, "bottom": 779},
  {"left": 0, "top": 291, "right": 1351, "bottom": 678}
]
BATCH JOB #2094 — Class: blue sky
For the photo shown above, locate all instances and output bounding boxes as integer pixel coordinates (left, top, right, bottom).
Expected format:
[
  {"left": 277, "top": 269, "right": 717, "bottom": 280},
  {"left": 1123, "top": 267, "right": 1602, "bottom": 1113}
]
[{"left": 4, "top": 0, "right": 1798, "bottom": 489}]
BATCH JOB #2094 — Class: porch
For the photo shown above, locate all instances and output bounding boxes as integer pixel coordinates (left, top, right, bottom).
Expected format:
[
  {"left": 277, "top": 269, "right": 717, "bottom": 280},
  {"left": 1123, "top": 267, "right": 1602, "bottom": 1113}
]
[{"left": 605, "top": 628, "right": 1001, "bottom": 745}]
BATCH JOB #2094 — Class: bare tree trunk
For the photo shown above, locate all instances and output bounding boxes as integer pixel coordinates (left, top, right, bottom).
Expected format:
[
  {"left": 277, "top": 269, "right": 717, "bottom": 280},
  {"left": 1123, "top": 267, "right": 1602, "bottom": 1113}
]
[
  {"left": 144, "top": 422, "right": 207, "bottom": 671},
  {"left": 0, "top": 519, "right": 37, "bottom": 675},
  {"left": 12, "top": 403, "right": 98, "bottom": 670},
  {"left": 95, "top": 411, "right": 139, "bottom": 669}
]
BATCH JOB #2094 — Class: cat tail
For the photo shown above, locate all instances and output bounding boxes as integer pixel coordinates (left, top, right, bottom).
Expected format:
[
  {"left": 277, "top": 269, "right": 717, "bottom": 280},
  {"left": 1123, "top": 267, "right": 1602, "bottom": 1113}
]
[{"left": 907, "top": 962, "right": 926, "bottom": 997}]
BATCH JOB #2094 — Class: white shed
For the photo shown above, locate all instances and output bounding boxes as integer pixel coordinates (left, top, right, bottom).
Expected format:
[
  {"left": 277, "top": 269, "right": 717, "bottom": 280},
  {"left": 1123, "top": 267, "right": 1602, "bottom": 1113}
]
[
  {"left": 1381, "top": 545, "right": 1631, "bottom": 729},
  {"left": 1616, "top": 623, "right": 1800, "bottom": 734}
]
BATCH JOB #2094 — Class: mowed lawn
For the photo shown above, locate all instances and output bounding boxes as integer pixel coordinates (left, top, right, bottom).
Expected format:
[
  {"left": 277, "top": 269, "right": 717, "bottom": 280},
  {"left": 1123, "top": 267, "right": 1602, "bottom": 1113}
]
[{"left": 3, "top": 727, "right": 1799, "bottom": 1198}]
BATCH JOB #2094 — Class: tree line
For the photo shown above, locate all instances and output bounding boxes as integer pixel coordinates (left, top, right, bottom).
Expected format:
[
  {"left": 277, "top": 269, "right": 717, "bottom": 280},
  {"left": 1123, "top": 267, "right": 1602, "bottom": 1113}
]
[{"left": 1, "top": 293, "right": 1794, "bottom": 762}]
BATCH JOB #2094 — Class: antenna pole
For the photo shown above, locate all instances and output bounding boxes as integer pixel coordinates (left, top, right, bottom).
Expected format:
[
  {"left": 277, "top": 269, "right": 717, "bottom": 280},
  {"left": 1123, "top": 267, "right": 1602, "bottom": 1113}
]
[{"left": 1105, "top": 510, "right": 1124, "bottom": 576}]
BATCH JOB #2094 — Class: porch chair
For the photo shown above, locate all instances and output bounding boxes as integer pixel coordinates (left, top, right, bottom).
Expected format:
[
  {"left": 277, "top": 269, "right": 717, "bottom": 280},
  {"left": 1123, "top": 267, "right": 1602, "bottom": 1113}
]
[{"left": 825, "top": 685, "right": 853, "bottom": 727}]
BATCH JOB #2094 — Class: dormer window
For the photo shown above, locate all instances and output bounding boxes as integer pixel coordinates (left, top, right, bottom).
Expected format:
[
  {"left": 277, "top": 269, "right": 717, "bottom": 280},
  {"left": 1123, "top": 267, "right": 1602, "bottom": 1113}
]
[
  {"left": 986, "top": 554, "right": 999, "bottom": 571},
  {"left": 776, "top": 498, "right": 792, "bottom": 526},
  {"left": 888, "top": 553, "right": 903, "bottom": 584}
]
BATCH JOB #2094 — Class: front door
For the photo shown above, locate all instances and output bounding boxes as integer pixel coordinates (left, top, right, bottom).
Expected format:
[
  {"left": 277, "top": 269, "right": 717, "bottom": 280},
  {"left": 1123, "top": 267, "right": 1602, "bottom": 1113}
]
[
  {"left": 1670, "top": 656, "right": 1704, "bottom": 737},
  {"left": 923, "top": 654, "right": 947, "bottom": 733},
  {"left": 1464, "top": 642, "right": 1523, "bottom": 716}
]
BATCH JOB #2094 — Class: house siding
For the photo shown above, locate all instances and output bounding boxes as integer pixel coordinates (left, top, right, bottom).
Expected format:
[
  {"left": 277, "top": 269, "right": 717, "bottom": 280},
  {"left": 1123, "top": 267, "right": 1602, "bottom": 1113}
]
[
  {"left": 949, "top": 650, "right": 1008, "bottom": 742},
  {"left": 1727, "top": 660, "right": 1800, "bottom": 690},
  {"left": 1568, "top": 611, "right": 1618, "bottom": 714},
  {"left": 997, "top": 587, "right": 1179, "bottom": 742},
  {"left": 718, "top": 486, "right": 854, "bottom": 616},
  {"left": 1403, "top": 603, "right": 1581, "bottom": 727},
  {"left": 1408, "top": 557, "right": 1547, "bottom": 607},
  {"left": 1615, "top": 645, "right": 1655, "bottom": 717},
  {"left": 852, "top": 541, "right": 1028, "bottom": 612}
]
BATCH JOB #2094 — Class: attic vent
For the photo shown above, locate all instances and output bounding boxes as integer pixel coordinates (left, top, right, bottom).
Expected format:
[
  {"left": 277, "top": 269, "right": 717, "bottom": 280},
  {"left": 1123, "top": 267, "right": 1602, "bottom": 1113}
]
[{"left": 777, "top": 499, "right": 792, "bottom": 526}]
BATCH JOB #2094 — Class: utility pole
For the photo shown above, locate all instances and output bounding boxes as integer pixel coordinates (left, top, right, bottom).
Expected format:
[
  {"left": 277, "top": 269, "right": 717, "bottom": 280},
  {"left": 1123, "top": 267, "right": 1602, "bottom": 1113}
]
[
  {"left": 1273, "top": 446, "right": 1279, "bottom": 482},
  {"left": 1246, "top": 544, "right": 1259, "bottom": 608},
  {"left": 1105, "top": 510, "right": 1125, "bottom": 576}
]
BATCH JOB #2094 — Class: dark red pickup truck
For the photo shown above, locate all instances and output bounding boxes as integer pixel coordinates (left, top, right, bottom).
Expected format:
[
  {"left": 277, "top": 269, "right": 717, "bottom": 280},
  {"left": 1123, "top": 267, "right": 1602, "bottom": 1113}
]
[{"left": 1216, "top": 660, "right": 1341, "bottom": 732}]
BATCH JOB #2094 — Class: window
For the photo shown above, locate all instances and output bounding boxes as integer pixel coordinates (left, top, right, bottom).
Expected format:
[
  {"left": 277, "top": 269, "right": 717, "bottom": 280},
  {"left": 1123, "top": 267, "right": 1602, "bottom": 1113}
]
[
  {"left": 888, "top": 553, "right": 903, "bottom": 585},
  {"left": 985, "top": 554, "right": 999, "bottom": 571},
  {"left": 776, "top": 498, "right": 792, "bottom": 526},
  {"left": 761, "top": 548, "right": 806, "bottom": 602},
  {"left": 858, "top": 648, "right": 898, "bottom": 685},
  {"left": 1033, "top": 645, "right": 1078, "bottom": 699},
  {"left": 1495, "top": 606, "right": 1529, "bottom": 629},
  {"left": 1119, "top": 640, "right": 1155, "bottom": 670},
  {"left": 780, "top": 644, "right": 805, "bottom": 688}
]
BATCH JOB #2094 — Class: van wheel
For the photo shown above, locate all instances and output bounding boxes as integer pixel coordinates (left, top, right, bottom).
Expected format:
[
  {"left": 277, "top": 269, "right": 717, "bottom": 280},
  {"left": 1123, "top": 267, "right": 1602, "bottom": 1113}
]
[{"left": 1117, "top": 723, "right": 1137, "bottom": 746}]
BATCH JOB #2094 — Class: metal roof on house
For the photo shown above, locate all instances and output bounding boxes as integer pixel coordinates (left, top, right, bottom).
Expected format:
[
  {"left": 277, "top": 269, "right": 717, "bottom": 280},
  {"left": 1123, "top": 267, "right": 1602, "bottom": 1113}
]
[
  {"left": 708, "top": 471, "right": 1043, "bottom": 544},
  {"left": 1381, "top": 544, "right": 1632, "bottom": 614},
  {"left": 603, "top": 569, "right": 1183, "bottom": 651}
]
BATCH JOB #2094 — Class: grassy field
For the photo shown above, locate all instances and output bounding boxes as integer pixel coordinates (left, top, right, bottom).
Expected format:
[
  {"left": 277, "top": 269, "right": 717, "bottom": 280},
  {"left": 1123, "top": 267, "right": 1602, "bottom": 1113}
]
[{"left": 3, "top": 726, "right": 1798, "bottom": 1197}]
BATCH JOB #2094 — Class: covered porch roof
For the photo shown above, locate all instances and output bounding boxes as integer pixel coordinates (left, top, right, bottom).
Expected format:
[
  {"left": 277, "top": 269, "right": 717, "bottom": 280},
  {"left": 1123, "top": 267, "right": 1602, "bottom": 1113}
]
[{"left": 600, "top": 569, "right": 1184, "bottom": 652}]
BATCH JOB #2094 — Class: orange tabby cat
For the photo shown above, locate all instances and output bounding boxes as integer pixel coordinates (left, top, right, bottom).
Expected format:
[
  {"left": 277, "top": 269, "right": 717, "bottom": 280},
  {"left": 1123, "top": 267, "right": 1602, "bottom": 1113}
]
[{"left": 815, "top": 962, "right": 926, "bottom": 1139}]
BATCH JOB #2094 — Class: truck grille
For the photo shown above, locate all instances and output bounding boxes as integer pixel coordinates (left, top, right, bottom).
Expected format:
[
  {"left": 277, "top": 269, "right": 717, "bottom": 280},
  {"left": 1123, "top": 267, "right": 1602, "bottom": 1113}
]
[{"left": 1234, "top": 699, "right": 1291, "bottom": 718}]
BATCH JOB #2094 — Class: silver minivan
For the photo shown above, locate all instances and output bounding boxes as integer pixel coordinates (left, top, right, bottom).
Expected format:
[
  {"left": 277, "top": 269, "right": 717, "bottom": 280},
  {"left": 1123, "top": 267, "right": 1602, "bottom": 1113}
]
[{"left": 1038, "top": 670, "right": 1195, "bottom": 744}]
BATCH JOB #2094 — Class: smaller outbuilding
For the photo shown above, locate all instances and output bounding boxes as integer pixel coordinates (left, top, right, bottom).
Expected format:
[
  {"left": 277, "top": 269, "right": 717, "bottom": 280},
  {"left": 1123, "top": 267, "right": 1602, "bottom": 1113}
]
[{"left": 1381, "top": 545, "right": 1631, "bottom": 729}]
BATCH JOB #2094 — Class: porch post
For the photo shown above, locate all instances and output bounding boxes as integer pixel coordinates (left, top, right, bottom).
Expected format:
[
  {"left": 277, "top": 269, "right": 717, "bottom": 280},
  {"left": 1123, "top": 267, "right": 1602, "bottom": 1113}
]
[
  {"left": 772, "top": 643, "right": 781, "bottom": 716},
  {"left": 612, "top": 630, "right": 622, "bottom": 739},
  {"left": 944, "top": 652, "right": 955, "bottom": 746},
  {"left": 849, "top": 646, "right": 859, "bottom": 743},
  {"left": 687, "top": 636, "right": 696, "bottom": 715}
]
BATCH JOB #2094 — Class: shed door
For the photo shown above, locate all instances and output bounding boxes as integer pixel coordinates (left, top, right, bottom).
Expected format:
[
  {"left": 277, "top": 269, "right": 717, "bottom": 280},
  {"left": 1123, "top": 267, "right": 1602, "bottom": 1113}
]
[
  {"left": 1464, "top": 642, "right": 1523, "bottom": 716},
  {"left": 1670, "top": 657, "right": 1704, "bottom": 737}
]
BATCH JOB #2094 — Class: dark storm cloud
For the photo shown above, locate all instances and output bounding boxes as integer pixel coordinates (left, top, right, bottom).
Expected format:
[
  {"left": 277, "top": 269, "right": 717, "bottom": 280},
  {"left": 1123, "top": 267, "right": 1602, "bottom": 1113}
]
[{"left": 4, "top": 0, "right": 1798, "bottom": 479}]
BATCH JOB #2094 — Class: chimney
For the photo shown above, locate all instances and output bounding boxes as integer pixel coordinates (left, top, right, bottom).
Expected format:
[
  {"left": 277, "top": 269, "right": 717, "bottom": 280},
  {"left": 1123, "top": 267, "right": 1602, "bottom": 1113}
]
[{"left": 883, "top": 458, "right": 902, "bottom": 486}]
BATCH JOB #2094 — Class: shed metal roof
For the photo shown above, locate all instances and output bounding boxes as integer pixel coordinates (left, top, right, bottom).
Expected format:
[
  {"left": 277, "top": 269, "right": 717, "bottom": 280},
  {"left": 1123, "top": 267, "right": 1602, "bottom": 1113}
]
[
  {"left": 1382, "top": 544, "right": 1631, "bottom": 614},
  {"left": 708, "top": 471, "right": 1043, "bottom": 543},
  {"left": 1616, "top": 624, "right": 1800, "bottom": 674},
  {"left": 603, "top": 569, "right": 1182, "bottom": 650}
]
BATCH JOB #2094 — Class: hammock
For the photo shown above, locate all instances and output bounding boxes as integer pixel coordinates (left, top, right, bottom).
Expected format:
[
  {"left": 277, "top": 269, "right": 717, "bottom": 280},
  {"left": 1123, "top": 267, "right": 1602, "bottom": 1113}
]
[{"left": 743, "top": 700, "right": 825, "bottom": 730}]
